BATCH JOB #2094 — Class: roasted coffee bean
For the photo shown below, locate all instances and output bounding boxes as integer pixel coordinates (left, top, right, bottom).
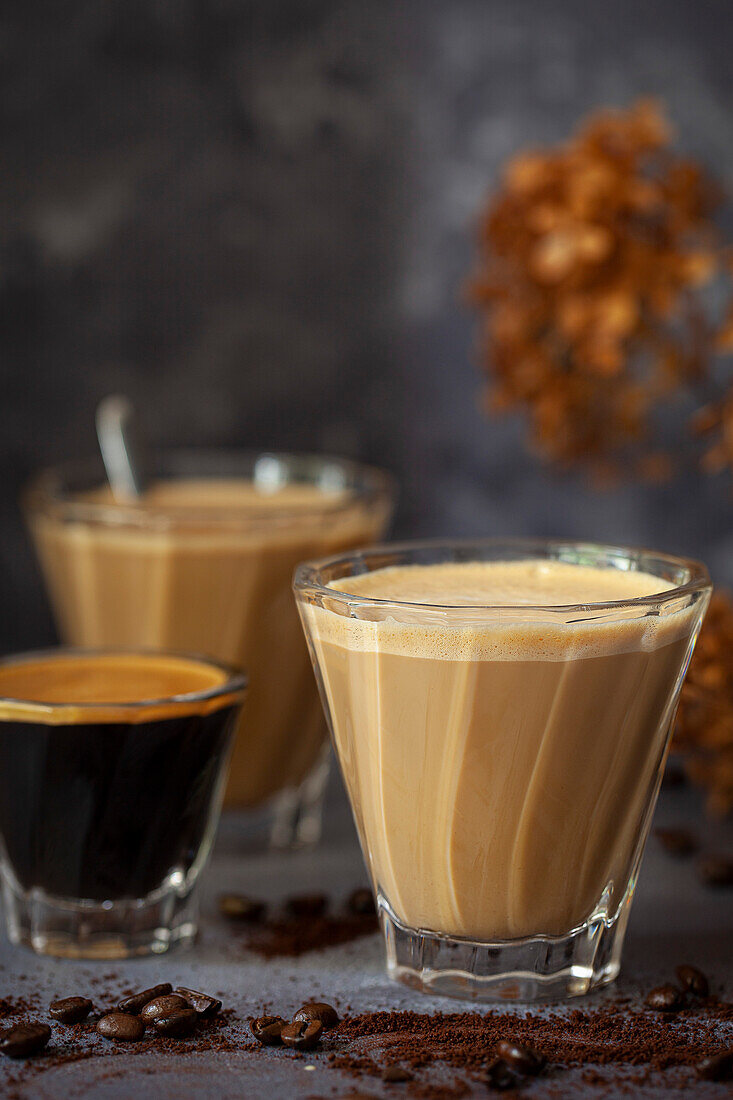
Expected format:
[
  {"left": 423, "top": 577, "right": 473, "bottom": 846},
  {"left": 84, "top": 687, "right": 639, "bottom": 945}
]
[
  {"left": 280, "top": 1018, "right": 323, "bottom": 1050},
  {"left": 97, "top": 1013, "right": 145, "bottom": 1042},
  {"left": 174, "top": 986, "right": 222, "bottom": 1018},
  {"left": 286, "top": 893, "right": 327, "bottom": 919},
  {"left": 496, "top": 1040, "right": 546, "bottom": 1075},
  {"left": 483, "top": 1058, "right": 517, "bottom": 1091},
  {"left": 0, "top": 1023, "right": 51, "bottom": 1058},
  {"left": 48, "top": 996, "right": 93, "bottom": 1024},
  {"left": 676, "top": 964, "right": 709, "bottom": 997},
  {"left": 152, "top": 1008, "right": 198, "bottom": 1038},
  {"left": 645, "top": 984, "right": 685, "bottom": 1012},
  {"left": 697, "top": 1049, "right": 733, "bottom": 1082},
  {"left": 293, "top": 1001, "right": 340, "bottom": 1030},
  {"left": 654, "top": 827, "right": 697, "bottom": 858},
  {"left": 347, "top": 888, "right": 376, "bottom": 917},
  {"left": 219, "top": 894, "right": 266, "bottom": 922},
  {"left": 140, "top": 994, "right": 189, "bottom": 1023},
  {"left": 250, "top": 1015, "right": 286, "bottom": 1046},
  {"left": 118, "top": 983, "right": 172, "bottom": 1015},
  {"left": 698, "top": 854, "right": 733, "bottom": 888},
  {"left": 382, "top": 1063, "right": 412, "bottom": 1082}
]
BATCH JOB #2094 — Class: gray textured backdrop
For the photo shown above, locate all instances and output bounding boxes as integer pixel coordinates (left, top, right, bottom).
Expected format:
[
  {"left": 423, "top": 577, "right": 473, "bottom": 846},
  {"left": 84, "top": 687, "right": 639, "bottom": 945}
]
[{"left": 2, "top": 0, "right": 733, "bottom": 652}]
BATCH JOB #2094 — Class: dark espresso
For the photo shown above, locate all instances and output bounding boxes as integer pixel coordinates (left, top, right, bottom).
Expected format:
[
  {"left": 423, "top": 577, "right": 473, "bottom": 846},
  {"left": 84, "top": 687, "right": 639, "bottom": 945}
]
[{"left": 0, "top": 653, "right": 244, "bottom": 902}]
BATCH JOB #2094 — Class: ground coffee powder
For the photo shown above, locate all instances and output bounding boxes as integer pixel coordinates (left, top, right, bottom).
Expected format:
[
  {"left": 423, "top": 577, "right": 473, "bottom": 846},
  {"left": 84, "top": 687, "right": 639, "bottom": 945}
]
[
  {"left": 242, "top": 913, "right": 379, "bottom": 958},
  {"left": 226, "top": 889, "right": 379, "bottom": 958},
  {"left": 1, "top": 975, "right": 731, "bottom": 1097},
  {"left": 326, "top": 999, "right": 733, "bottom": 1096}
]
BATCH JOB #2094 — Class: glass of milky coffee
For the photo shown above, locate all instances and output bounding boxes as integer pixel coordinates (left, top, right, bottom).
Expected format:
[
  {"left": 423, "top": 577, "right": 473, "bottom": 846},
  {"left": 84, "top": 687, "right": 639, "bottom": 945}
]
[
  {"left": 295, "top": 538, "right": 711, "bottom": 1000},
  {"left": 24, "top": 452, "right": 394, "bottom": 848}
]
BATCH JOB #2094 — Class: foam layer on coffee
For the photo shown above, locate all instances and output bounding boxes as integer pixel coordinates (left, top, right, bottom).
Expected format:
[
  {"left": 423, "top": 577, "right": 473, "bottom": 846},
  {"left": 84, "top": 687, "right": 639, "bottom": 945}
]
[
  {"left": 332, "top": 559, "right": 675, "bottom": 605},
  {"left": 315, "top": 560, "right": 690, "bottom": 661},
  {"left": 84, "top": 479, "right": 349, "bottom": 515},
  {"left": 0, "top": 653, "right": 242, "bottom": 725}
]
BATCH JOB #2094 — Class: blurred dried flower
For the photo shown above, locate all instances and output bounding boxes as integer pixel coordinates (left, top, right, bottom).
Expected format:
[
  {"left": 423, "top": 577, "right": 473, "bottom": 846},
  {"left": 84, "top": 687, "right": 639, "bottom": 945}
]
[
  {"left": 675, "top": 591, "right": 733, "bottom": 817},
  {"left": 468, "top": 99, "right": 732, "bottom": 479},
  {"left": 693, "top": 391, "right": 733, "bottom": 474}
]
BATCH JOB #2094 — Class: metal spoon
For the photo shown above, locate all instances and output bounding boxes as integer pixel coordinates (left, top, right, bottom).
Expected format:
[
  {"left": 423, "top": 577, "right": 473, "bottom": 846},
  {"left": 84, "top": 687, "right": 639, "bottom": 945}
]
[{"left": 95, "top": 394, "right": 148, "bottom": 501}]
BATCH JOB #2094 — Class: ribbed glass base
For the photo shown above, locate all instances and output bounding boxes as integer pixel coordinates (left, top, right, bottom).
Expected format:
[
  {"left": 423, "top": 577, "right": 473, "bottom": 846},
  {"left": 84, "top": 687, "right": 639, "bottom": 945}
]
[
  {"left": 2, "top": 873, "right": 199, "bottom": 959},
  {"left": 379, "top": 896, "right": 629, "bottom": 1002}
]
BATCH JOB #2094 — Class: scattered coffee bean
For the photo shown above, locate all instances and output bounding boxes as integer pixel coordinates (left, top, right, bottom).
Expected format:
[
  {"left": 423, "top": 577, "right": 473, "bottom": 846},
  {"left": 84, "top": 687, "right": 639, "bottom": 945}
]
[
  {"left": 698, "top": 853, "right": 733, "bottom": 888},
  {"left": 0, "top": 1023, "right": 51, "bottom": 1059},
  {"left": 382, "top": 1063, "right": 412, "bottom": 1082},
  {"left": 496, "top": 1039, "right": 546, "bottom": 1075},
  {"left": 140, "top": 995, "right": 189, "bottom": 1024},
  {"left": 697, "top": 1049, "right": 733, "bottom": 1082},
  {"left": 285, "top": 894, "right": 327, "bottom": 919},
  {"left": 645, "top": 985, "right": 685, "bottom": 1012},
  {"left": 48, "top": 996, "right": 93, "bottom": 1024},
  {"left": 347, "top": 888, "right": 376, "bottom": 917},
  {"left": 250, "top": 1015, "right": 287, "bottom": 1046},
  {"left": 219, "top": 894, "right": 266, "bottom": 922},
  {"left": 676, "top": 964, "right": 709, "bottom": 997},
  {"left": 97, "top": 1013, "right": 145, "bottom": 1042},
  {"left": 174, "top": 986, "right": 222, "bottom": 1018},
  {"left": 293, "top": 1001, "right": 340, "bottom": 1030},
  {"left": 483, "top": 1058, "right": 517, "bottom": 1090},
  {"left": 117, "top": 983, "right": 172, "bottom": 1015},
  {"left": 280, "top": 1018, "right": 323, "bottom": 1051},
  {"left": 152, "top": 1007, "right": 198, "bottom": 1038},
  {"left": 654, "top": 827, "right": 697, "bottom": 857}
]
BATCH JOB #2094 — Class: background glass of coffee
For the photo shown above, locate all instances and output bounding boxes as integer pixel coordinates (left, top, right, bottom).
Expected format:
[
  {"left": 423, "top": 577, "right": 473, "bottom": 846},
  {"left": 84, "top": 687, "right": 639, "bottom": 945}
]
[
  {"left": 0, "top": 648, "right": 246, "bottom": 959},
  {"left": 295, "top": 538, "right": 711, "bottom": 1000},
  {"left": 24, "top": 451, "right": 394, "bottom": 848}
]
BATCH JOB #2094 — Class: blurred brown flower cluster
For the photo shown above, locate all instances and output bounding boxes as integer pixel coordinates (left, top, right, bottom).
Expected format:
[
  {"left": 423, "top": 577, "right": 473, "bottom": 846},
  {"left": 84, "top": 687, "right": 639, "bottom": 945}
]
[
  {"left": 675, "top": 591, "right": 733, "bottom": 817},
  {"left": 469, "top": 99, "right": 732, "bottom": 481}
]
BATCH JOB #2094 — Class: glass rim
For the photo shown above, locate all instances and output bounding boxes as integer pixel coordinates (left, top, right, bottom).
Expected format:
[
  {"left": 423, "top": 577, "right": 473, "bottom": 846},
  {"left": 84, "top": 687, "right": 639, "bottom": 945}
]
[
  {"left": 0, "top": 647, "right": 248, "bottom": 718},
  {"left": 23, "top": 449, "right": 396, "bottom": 529},
  {"left": 293, "top": 537, "right": 712, "bottom": 615}
]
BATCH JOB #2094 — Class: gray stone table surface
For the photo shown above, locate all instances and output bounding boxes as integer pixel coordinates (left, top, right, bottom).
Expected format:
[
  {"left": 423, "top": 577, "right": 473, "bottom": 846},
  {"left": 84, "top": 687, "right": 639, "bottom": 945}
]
[{"left": 0, "top": 780, "right": 731, "bottom": 1098}]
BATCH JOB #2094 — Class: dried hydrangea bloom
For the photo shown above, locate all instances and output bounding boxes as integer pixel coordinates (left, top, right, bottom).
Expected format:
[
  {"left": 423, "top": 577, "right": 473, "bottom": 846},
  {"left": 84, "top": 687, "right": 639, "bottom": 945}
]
[{"left": 469, "top": 99, "right": 731, "bottom": 479}]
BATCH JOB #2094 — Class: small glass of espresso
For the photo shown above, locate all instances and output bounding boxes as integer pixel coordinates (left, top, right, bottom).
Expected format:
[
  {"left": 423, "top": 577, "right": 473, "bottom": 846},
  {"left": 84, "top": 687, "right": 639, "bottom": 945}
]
[
  {"left": 295, "top": 538, "right": 711, "bottom": 1000},
  {"left": 0, "top": 648, "right": 246, "bottom": 959}
]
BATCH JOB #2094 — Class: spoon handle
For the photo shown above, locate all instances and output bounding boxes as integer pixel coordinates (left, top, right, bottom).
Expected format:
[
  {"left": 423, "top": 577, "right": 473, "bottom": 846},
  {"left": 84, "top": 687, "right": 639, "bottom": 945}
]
[{"left": 95, "top": 395, "right": 147, "bottom": 500}]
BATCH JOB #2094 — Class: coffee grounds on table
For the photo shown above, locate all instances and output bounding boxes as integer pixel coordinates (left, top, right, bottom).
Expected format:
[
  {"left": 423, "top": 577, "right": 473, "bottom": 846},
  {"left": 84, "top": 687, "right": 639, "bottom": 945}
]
[
  {"left": 241, "top": 913, "right": 378, "bottom": 958},
  {"left": 225, "top": 889, "right": 379, "bottom": 958},
  {"left": 1, "top": 976, "right": 731, "bottom": 1098},
  {"left": 327, "top": 1000, "right": 733, "bottom": 1095},
  {"left": 0, "top": 996, "right": 44, "bottom": 1020}
]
